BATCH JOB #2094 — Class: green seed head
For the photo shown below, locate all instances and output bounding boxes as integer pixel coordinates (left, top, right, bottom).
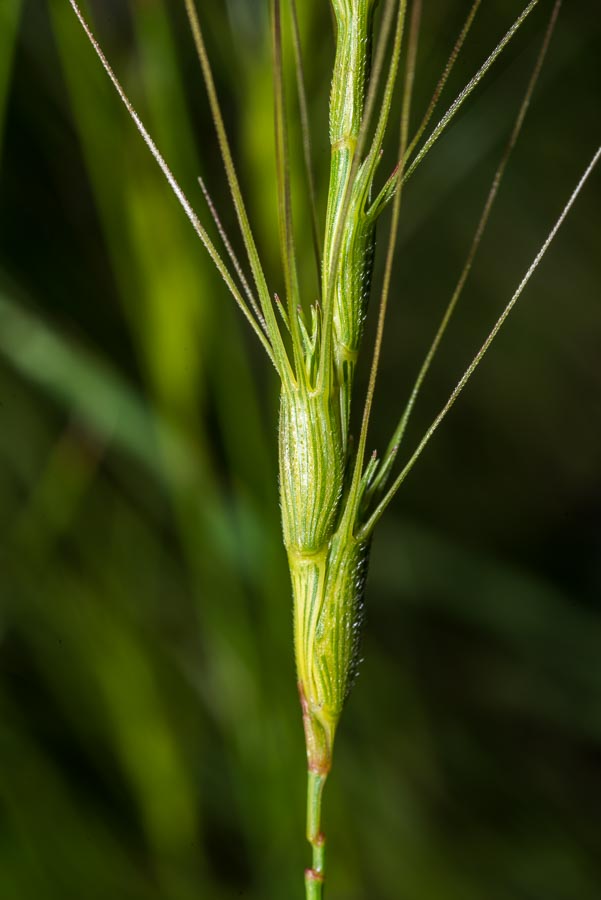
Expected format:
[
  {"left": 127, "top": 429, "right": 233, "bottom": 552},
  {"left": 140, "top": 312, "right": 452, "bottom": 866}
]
[
  {"left": 279, "top": 383, "right": 345, "bottom": 555},
  {"left": 331, "top": 166, "right": 377, "bottom": 434},
  {"left": 292, "top": 524, "right": 370, "bottom": 773}
]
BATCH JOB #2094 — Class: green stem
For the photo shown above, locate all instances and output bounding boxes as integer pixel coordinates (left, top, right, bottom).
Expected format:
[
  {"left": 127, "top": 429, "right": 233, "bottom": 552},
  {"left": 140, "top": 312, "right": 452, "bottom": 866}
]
[{"left": 305, "top": 770, "right": 327, "bottom": 899}]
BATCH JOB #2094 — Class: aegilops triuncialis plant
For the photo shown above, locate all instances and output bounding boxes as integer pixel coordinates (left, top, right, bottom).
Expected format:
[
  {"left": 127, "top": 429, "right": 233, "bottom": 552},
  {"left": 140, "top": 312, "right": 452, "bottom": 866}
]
[{"left": 69, "top": 0, "right": 599, "bottom": 895}]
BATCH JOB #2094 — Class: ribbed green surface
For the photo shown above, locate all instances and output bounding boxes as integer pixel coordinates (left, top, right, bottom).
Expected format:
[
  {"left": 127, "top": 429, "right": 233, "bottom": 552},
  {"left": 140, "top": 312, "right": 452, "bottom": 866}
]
[
  {"left": 279, "top": 384, "right": 344, "bottom": 554},
  {"left": 323, "top": 0, "right": 378, "bottom": 443},
  {"left": 290, "top": 523, "right": 370, "bottom": 771}
]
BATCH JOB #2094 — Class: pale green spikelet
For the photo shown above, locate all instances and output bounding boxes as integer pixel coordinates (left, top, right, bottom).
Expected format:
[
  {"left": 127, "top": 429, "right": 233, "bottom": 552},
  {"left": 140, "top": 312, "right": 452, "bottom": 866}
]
[
  {"left": 293, "top": 522, "right": 370, "bottom": 773},
  {"left": 279, "top": 382, "right": 344, "bottom": 556},
  {"left": 324, "top": 0, "right": 380, "bottom": 440}
]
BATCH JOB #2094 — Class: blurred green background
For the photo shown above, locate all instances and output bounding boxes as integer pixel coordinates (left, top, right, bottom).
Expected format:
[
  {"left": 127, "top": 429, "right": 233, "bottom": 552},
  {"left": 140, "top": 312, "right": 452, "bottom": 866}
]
[{"left": 1, "top": 1, "right": 600, "bottom": 898}]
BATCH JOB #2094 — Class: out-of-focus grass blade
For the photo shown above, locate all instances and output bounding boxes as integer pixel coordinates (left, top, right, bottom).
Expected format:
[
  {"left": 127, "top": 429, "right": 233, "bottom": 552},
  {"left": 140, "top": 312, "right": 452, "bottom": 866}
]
[
  {"left": 0, "top": 0, "right": 22, "bottom": 161},
  {"left": 0, "top": 290, "right": 194, "bottom": 486},
  {"left": 0, "top": 711, "right": 157, "bottom": 900},
  {"left": 0, "top": 289, "right": 248, "bottom": 563},
  {"left": 133, "top": 0, "right": 200, "bottom": 184},
  {"left": 4, "top": 552, "right": 207, "bottom": 900},
  {"left": 51, "top": 1, "right": 274, "bottom": 528}
]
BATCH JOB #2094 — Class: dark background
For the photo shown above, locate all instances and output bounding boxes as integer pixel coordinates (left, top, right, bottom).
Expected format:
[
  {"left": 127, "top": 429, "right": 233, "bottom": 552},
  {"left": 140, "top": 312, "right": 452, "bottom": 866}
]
[{"left": 1, "top": 1, "right": 600, "bottom": 898}]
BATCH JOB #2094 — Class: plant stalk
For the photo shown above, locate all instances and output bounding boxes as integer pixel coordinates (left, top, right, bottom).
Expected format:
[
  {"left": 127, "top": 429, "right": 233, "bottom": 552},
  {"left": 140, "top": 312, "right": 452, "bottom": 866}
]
[{"left": 305, "top": 770, "right": 327, "bottom": 898}]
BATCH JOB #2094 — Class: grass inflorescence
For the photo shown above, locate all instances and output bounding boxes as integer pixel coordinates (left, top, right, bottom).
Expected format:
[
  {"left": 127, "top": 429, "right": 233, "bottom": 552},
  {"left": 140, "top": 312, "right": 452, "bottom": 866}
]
[{"left": 68, "top": 0, "right": 599, "bottom": 896}]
